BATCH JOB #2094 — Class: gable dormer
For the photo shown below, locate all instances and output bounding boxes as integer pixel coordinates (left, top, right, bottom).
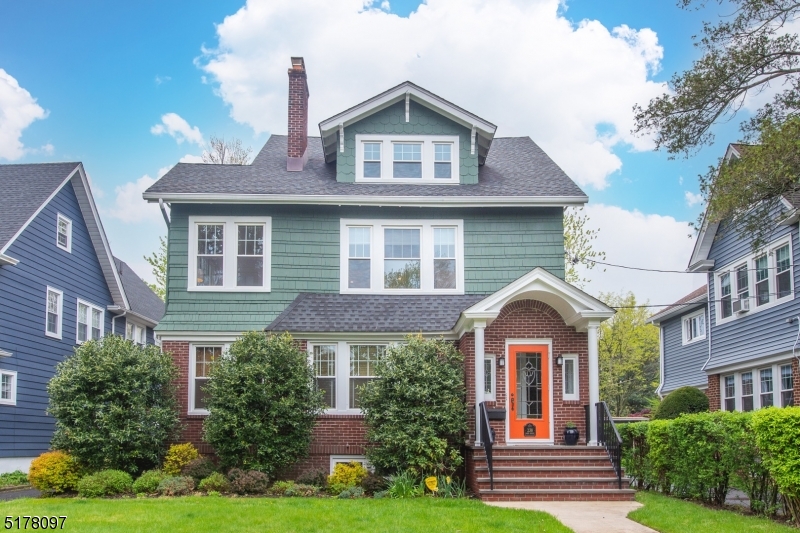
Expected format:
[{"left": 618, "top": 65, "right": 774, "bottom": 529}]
[{"left": 318, "top": 82, "right": 496, "bottom": 185}]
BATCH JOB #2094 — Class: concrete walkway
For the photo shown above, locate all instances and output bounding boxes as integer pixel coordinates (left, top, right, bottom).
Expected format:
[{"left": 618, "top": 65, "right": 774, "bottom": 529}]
[{"left": 488, "top": 501, "right": 657, "bottom": 533}]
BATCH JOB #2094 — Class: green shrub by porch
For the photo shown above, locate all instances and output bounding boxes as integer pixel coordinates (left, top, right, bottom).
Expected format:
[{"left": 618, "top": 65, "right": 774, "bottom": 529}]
[
  {"left": 202, "top": 332, "right": 324, "bottom": 477},
  {"left": 751, "top": 407, "right": 800, "bottom": 524},
  {"left": 652, "top": 386, "right": 709, "bottom": 420},
  {"left": 359, "top": 335, "right": 467, "bottom": 476},
  {"left": 47, "top": 335, "right": 180, "bottom": 474}
]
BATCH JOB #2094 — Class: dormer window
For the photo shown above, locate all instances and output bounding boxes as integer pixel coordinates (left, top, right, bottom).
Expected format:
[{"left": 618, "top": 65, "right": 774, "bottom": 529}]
[{"left": 354, "top": 135, "right": 459, "bottom": 183}]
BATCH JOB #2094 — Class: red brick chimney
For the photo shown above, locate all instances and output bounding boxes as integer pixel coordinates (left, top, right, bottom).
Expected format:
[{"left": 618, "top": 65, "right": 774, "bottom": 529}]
[{"left": 287, "top": 57, "right": 309, "bottom": 171}]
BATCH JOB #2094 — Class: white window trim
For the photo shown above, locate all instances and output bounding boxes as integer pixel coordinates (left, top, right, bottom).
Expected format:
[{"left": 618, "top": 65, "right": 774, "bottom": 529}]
[
  {"left": 188, "top": 216, "right": 272, "bottom": 292},
  {"left": 188, "top": 343, "right": 230, "bottom": 415},
  {"left": 339, "top": 219, "right": 465, "bottom": 295},
  {"left": 0, "top": 370, "right": 17, "bottom": 406},
  {"left": 126, "top": 320, "right": 148, "bottom": 345},
  {"left": 562, "top": 354, "right": 580, "bottom": 401},
  {"left": 354, "top": 134, "right": 460, "bottom": 184},
  {"left": 56, "top": 213, "right": 72, "bottom": 253},
  {"left": 75, "top": 299, "right": 105, "bottom": 344},
  {"left": 329, "top": 455, "right": 371, "bottom": 474},
  {"left": 715, "top": 235, "right": 793, "bottom": 325},
  {"left": 45, "top": 287, "right": 63, "bottom": 339},
  {"left": 309, "top": 341, "right": 390, "bottom": 415},
  {"left": 719, "top": 361, "right": 792, "bottom": 412},
  {"left": 681, "top": 309, "right": 707, "bottom": 345},
  {"left": 484, "top": 354, "right": 496, "bottom": 402}
]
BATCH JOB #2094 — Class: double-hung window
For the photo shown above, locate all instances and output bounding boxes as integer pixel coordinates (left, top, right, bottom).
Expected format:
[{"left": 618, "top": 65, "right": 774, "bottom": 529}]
[
  {"left": 309, "top": 342, "right": 387, "bottom": 413},
  {"left": 682, "top": 310, "right": 706, "bottom": 344},
  {"left": 45, "top": 287, "right": 63, "bottom": 339},
  {"left": 0, "top": 370, "right": 16, "bottom": 406},
  {"left": 354, "top": 135, "right": 460, "bottom": 183},
  {"left": 741, "top": 372, "right": 754, "bottom": 411},
  {"left": 776, "top": 245, "right": 792, "bottom": 299},
  {"left": 56, "top": 214, "right": 72, "bottom": 252},
  {"left": 781, "top": 364, "right": 794, "bottom": 407},
  {"left": 341, "top": 220, "right": 464, "bottom": 294},
  {"left": 126, "top": 322, "right": 146, "bottom": 345},
  {"left": 190, "top": 345, "right": 223, "bottom": 414},
  {"left": 723, "top": 375, "right": 736, "bottom": 411},
  {"left": 76, "top": 300, "right": 103, "bottom": 343},
  {"left": 562, "top": 354, "right": 580, "bottom": 401},
  {"left": 755, "top": 256, "right": 770, "bottom": 306},
  {"left": 720, "top": 273, "right": 732, "bottom": 319},
  {"left": 189, "top": 217, "right": 271, "bottom": 291},
  {"left": 760, "top": 368, "right": 774, "bottom": 407},
  {"left": 736, "top": 265, "right": 749, "bottom": 305}
]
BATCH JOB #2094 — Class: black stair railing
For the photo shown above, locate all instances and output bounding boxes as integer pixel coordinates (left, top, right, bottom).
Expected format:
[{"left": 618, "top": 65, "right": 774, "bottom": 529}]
[
  {"left": 479, "top": 401, "right": 496, "bottom": 490},
  {"left": 596, "top": 401, "right": 623, "bottom": 489}
]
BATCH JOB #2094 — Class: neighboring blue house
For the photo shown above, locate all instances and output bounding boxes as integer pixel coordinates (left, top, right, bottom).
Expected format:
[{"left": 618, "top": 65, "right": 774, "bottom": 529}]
[
  {"left": 0, "top": 162, "right": 164, "bottom": 473},
  {"left": 651, "top": 144, "right": 799, "bottom": 411}
]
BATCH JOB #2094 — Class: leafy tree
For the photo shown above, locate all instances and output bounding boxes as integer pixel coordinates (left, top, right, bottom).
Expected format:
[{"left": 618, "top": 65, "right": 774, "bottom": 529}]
[
  {"left": 202, "top": 332, "right": 324, "bottom": 477},
  {"left": 47, "top": 335, "right": 180, "bottom": 474},
  {"left": 143, "top": 236, "right": 167, "bottom": 300},
  {"left": 598, "top": 292, "right": 660, "bottom": 416},
  {"left": 202, "top": 135, "right": 253, "bottom": 165},
  {"left": 359, "top": 335, "right": 467, "bottom": 476},
  {"left": 634, "top": 0, "right": 800, "bottom": 247},
  {"left": 564, "top": 207, "right": 605, "bottom": 287}
]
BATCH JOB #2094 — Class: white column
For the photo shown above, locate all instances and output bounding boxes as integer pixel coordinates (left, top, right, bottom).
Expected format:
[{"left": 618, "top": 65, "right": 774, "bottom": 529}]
[
  {"left": 474, "top": 321, "right": 486, "bottom": 445},
  {"left": 587, "top": 321, "right": 600, "bottom": 446}
]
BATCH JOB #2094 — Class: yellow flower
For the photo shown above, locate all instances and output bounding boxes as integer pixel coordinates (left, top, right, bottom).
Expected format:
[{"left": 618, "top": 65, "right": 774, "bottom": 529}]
[
  {"left": 446, "top": 476, "right": 451, "bottom": 484},
  {"left": 425, "top": 476, "right": 438, "bottom": 492}
]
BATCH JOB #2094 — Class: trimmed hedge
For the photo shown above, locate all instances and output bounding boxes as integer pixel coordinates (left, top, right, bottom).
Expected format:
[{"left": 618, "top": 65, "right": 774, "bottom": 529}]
[
  {"left": 619, "top": 409, "right": 795, "bottom": 521},
  {"left": 652, "top": 386, "right": 709, "bottom": 420}
]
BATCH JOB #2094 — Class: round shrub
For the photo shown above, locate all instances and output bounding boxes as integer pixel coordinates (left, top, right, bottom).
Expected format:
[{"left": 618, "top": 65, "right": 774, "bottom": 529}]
[
  {"left": 360, "top": 335, "right": 467, "bottom": 476},
  {"left": 180, "top": 457, "right": 216, "bottom": 482},
  {"left": 133, "top": 470, "right": 167, "bottom": 495},
  {"left": 361, "top": 472, "right": 389, "bottom": 495},
  {"left": 157, "top": 476, "right": 195, "bottom": 496},
  {"left": 328, "top": 461, "right": 368, "bottom": 494},
  {"left": 163, "top": 443, "right": 199, "bottom": 476},
  {"left": 202, "top": 332, "right": 324, "bottom": 476},
  {"left": 296, "top": 467, "right": 327, "bottom": 488},
  {"left": 48, "top": 335, "right": 180, "bottom": 473},
  {"left": 227, "top": 468, "right": 270, "bottom": 495},
  {"left": 28, "top": 451, "right": 81, "bottom": 494},
  {"left": 77, "top": 470, "right": 133, "bottom": 498},
  {"left": 653, "top": 386, "right": 709, "bottom": 420},
  {"left": 198, "top": 472, "right": 230, "bottom": 493}
]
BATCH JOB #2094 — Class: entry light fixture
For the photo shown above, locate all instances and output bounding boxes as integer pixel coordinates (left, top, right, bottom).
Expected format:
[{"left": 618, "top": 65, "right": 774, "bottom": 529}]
[
  {"left": 497, "top": 356, "right": 505, "bottom": 367},
  {"left": 556, "top": 356, "right": 564, "bottom": 366}
]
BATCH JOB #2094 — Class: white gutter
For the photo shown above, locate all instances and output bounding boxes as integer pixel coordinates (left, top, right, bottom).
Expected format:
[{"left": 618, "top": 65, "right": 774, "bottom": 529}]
[
  {"left": 143, "top": 192, "right": 588, "bottom": 208},
  {"left": 0, "top": 253, "right": 19, "bottom": 266},
  {"left": 159, "top": 199, "right": 171, "bottom": 227}
]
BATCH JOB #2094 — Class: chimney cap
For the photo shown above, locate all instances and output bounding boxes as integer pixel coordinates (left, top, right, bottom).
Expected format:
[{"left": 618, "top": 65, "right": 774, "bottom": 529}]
[{"left": 290, "top": 57, "right": 305, "bottom": 71}]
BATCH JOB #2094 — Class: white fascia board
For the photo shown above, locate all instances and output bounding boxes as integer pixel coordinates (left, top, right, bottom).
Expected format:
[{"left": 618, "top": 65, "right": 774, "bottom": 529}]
[
  {"left": 0, "top": 253, "right": 19, "bottom": 266},
  {"left": 687, "top": 216, "right": 718, "bottom": 270},
  {"left": 0, "top": 165, "right": 79, "bottom": 255},
  {"left": 318, "top": 82, "right": 497, "bottom": 136},
  {"left": 142, "top": 192, "right": 588, "bottom": 208},
  {"left": 0, "top": 349, "right": 12, "bottom": 357},
  {"left": 646, "top": 298, "right": 706, "bottom": 325},
  {"left": 110, "top": 307, "right": 159, "bottom": 328},
  {"left": 71, "top": 165, "right": 129, "bottom": 309},
  {"left": 687, "top": 259, "right": 715, "bottom": 273}
]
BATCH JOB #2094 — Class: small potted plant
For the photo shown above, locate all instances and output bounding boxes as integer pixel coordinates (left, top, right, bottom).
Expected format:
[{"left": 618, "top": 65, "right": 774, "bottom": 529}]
[{"left": 563, "top": 422, "right": 579, "bottom": 445}]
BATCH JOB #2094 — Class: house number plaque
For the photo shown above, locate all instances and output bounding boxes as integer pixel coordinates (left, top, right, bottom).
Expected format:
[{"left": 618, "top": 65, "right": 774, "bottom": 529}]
[{"left": 524, "top": 423, "right": 536, "bottom": 437}]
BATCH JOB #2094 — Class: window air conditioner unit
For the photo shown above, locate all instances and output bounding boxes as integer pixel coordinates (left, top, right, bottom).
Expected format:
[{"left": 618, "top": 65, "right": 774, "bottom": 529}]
[{"left": 733, "top": 297, "right": 750, "bottom": 313}]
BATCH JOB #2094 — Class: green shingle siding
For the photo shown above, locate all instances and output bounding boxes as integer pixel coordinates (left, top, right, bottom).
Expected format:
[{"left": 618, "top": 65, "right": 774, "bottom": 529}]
[
  {"left": 158, "top": 205, "right": 564, "bottom": 332},
  {"left": 336, "top": 101, "right": 478, "bottom": 184}
]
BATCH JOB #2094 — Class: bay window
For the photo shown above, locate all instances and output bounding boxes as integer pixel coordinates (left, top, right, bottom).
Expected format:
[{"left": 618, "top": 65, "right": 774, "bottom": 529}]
[
  {"left": 722, "top": 362, "right": 794, "bottom": 411},
  {"left": 188, "top": 217, "right": 271, "bottom": 292},
  {"left": 340, "top": 219, "right": 464, "bottom": 294}
]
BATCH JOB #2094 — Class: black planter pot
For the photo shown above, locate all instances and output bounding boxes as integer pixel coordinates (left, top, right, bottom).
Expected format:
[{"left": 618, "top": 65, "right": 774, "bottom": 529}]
[{"left": 564, "top": 428, "right": 579, "bottom": 445}]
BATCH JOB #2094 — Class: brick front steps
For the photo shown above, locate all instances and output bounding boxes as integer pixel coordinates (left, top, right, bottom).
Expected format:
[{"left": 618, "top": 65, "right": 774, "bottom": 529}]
[{"left": 471, "top": 445, "right": 636, "bottom": 501}]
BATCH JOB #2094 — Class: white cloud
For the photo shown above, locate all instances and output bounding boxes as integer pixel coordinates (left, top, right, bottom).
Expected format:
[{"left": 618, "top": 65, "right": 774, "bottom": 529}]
[
  {"left": 0, "top": 69, "right": 48, "bottom": 161},
  {"left": 150, "top": 112, "right": 204, "bottom": 146},
  {"left": 107, "top": 174, "right": 162, "bottom": 224},
  {"left": 577, "top": 204, "right": 706, "bottom": 307},
  {"left": 198, "top": 0, "right": 666, "bottom": 189},
  {"left": 179, "top": 153, "right": 205, "bottom": 163},
  {"left": 155, "top": 75, "right": 172, "bottom": 85},
  {"left": 678, "top": 175, "right": 683, "bottom": 185},
  {"left": 685, "top": 191, "right": 703, "bottom": 207}
]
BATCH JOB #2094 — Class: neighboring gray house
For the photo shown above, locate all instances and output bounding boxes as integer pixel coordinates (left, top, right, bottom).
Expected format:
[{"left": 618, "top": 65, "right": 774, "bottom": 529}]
[
  {"left": 652, "top": 143, "right": 799, "bottom": 411},
  {"left": 0, "top": 163, "right": 164, "bottom": 474}
]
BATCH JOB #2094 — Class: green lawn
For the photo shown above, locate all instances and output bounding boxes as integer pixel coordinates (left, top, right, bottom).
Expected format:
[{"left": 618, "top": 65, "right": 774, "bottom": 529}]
[
  {"left": 629, "top": 492, "right": 797, "bottom": 533},
  {"left": 0, "top": 496, "right": 572, "bottom": 533}
]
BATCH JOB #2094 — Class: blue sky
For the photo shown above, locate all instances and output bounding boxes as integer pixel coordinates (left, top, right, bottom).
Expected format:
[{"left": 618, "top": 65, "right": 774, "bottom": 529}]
[{"left": 0, "top": 0, "right": 749, "bottom": 304}]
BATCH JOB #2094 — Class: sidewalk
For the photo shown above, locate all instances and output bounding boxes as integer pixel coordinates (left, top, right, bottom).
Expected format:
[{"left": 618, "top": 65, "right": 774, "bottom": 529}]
[{"left": 487, "top": 501, "right": 657, "bottom": 533}]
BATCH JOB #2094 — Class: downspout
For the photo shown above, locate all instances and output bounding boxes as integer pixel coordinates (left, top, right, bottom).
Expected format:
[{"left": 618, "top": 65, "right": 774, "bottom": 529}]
[
  {"left": 656, "top": 326, "right": 665, "bottom": 398},
  {"left": 112, "top": 310, "right": 127, "bottom": 336},
  {"left": 701, "top": 273, "right": 713, "bottom": 372}
]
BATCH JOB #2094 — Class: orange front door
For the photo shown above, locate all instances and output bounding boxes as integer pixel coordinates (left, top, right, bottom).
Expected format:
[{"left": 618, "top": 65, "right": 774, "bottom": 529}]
[{"left": 508, "top": 345, "right": 551, "bottom": 440}]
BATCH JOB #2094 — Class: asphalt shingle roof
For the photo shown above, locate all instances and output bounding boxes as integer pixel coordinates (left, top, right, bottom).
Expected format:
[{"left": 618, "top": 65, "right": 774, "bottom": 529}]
[
  {"left": 114, "top": 257, "right": 165, "bottom": 323},
  {"left": 0, "top": 162, "right": 80, "bottom": 249},
  {"left": 265, "top": 293, "right": 487, "bottom": 333},
  {"left": 649, "top": 286, "right": 707, "bottom": 323},
  {"left": 145, "top": 136, "right": 586, "bottom": 199}
]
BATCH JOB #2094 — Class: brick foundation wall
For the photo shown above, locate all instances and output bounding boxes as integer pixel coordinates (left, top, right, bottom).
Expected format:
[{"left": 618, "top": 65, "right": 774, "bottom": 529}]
[
  {"left": 706, "top": 373, "right": 721, "bottom": 411},
  {"left": 461, "top": 299, "right": 590, "bottom": 445}
]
